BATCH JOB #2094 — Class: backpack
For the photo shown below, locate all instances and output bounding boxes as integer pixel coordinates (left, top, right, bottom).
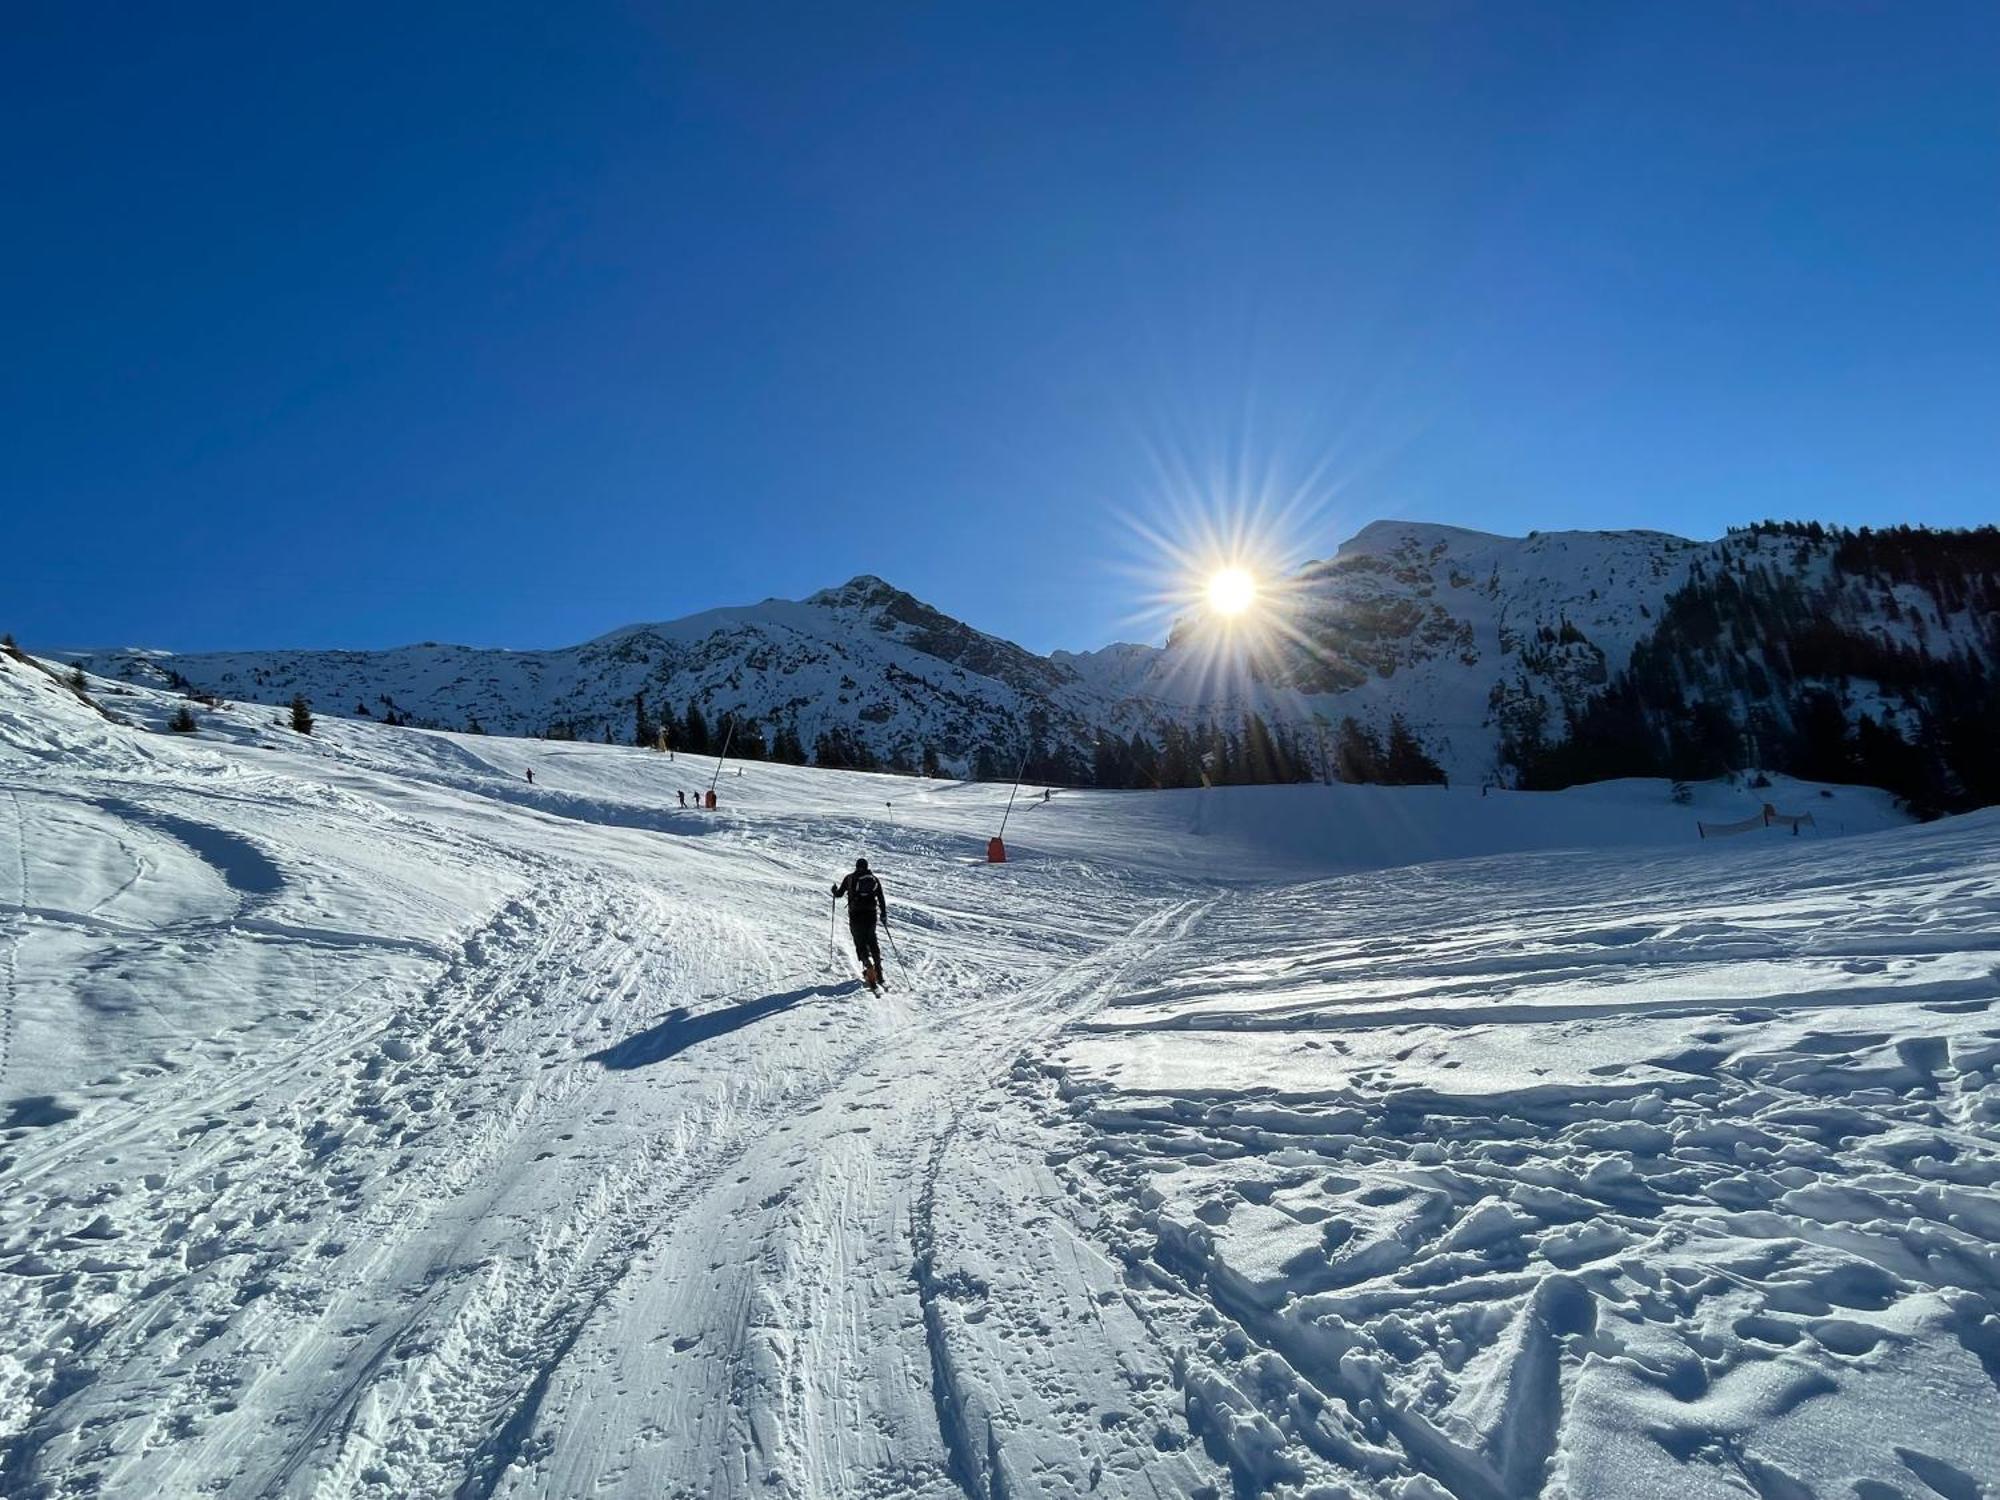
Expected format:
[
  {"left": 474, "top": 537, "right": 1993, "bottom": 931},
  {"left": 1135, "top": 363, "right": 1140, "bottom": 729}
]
[{"left": 850, "top": 872, "right": 880, "bottom": 913}]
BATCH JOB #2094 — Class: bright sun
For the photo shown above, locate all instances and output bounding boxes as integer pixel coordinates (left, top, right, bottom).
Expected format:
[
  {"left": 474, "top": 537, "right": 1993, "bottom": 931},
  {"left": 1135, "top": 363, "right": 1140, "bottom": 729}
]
[{"left": 1206, "top": 567, "right": 1257, "bottom": 616}]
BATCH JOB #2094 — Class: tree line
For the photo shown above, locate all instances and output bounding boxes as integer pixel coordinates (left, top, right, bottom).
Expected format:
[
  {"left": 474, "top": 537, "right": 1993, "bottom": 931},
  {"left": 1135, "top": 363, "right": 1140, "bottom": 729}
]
[
  {"left": 1506, "top": 524, "right": 2000, "bottom": 816},
  {"left": 559, "top": 691, "right": 1453, "bottom": 793},
  {"left": 990, "top": 710, "right": 1444, "bottom": 791}
]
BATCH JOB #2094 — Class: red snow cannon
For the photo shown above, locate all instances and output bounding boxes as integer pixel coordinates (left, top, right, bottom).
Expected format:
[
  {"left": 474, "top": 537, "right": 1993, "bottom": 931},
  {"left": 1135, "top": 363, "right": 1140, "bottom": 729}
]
[
  {"left": 704, "top": 789, "right": 717, "bottom": 810},
  {"left": 986, "top": 836, "right": 1006, "bottom": 863}
]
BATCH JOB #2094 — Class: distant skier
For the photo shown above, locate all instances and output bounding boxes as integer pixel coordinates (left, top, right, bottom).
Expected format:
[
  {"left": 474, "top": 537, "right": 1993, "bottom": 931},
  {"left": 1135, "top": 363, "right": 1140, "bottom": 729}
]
[
  {"left": 832, "top": 858, "right": 888, "bottom": 990},
  {"left": 525, "top": 768, "right": 534, "bottom": 785},
  {"left": 677, "top": 789, "right": 686, "bottom": 808}
]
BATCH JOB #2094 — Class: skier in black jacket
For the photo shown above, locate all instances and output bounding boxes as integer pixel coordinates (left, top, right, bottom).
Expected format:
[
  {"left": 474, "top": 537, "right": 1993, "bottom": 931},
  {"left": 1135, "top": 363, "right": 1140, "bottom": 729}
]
[{"left": 832, "top": 858, "right": 888, "bottom": 989}]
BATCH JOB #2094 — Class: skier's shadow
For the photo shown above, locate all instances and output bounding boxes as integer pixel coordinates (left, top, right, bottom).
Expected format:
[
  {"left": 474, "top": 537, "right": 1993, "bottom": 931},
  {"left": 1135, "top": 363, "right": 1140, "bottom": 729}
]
[{"left": 586, "top": 981, "right": 852, "bottom": 1070}]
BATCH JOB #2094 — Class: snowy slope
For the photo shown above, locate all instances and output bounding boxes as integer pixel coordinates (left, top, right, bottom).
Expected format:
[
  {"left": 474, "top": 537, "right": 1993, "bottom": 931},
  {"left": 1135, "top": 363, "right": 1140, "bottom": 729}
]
[
  {"left": 65, "top": 520, "right": 1997, "bottom": 794},
  {"left": 4, "top": 651, "right": 1994, "bottom": 1499},
  {"left": 1040, "top": 812, "right": 2000, "bottom": 1498}
]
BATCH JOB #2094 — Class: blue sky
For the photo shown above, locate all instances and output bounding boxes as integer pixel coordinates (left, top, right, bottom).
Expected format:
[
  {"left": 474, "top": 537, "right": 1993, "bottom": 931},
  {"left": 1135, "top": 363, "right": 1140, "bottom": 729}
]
[{"left": 6, "top": 3, "right": 1996, "bottom": 654}]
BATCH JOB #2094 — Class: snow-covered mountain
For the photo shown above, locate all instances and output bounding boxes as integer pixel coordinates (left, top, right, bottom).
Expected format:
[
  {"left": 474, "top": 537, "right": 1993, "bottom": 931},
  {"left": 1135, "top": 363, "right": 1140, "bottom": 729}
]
[
  {"left": 78, "top": 576, "right": 1106, "bottom": 776},
  {"left": 1071, "top": 519, "right": 1713, "bottom": 766},
  {"left": 68, "top": 519, "right": 2000, "bottom": 806}
]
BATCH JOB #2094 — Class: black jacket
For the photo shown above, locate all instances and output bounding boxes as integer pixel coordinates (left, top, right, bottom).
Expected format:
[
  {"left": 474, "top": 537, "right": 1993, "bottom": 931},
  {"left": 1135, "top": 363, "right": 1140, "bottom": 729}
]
[{"left": 833, "top": 870, "right": 887, "bottom": 926}]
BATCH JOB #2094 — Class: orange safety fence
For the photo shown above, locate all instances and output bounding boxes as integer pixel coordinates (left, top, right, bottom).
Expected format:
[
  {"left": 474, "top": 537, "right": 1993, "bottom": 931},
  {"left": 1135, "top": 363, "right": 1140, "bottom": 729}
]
[{"left": 1698, "top": 802, "right": 1817, "bottom": 838}]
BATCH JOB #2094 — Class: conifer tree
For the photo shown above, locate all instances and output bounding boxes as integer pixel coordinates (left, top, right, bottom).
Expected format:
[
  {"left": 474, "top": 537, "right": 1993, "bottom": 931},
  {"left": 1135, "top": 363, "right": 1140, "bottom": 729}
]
[
  {"left": 1091, "top": 730, "right": 1127, "bottom": 789},
  {"left": 1241, "top": 714, "right": 1285, "bottom": 783},
  {"left": 1383, "top": 715, "right": 1446, "bottom": 785},
  {"left": 1157, "top": 723, "right": 1197, "bottom": 787},
  {"left": 1333, "top": 718, "right": 1383, "bottom": 783},
  {"left": 1128, "top": 732, "right": 1159, "bottom": 788},
  {"left": 770, "top": 722, "right": 808, "bottom": 765},
  {"left": 812, "top": 726, "right": 875, "bottom": 770},
  {"left": 290, "top": 694, "right": 314, "bottom": 735}
]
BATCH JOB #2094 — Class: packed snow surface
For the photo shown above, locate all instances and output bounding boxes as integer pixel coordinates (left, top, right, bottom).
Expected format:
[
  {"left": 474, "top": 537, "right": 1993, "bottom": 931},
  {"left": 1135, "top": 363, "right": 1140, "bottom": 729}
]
[{"left": 2, "top": 656, "right": 1995, "bottom": 1499}]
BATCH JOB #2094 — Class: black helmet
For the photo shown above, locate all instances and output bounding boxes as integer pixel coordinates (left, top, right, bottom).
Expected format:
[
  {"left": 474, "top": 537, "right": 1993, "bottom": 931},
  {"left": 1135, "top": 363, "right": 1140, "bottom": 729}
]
[{"left": 855, "top": 858, "right": 870, "bottom": 871}]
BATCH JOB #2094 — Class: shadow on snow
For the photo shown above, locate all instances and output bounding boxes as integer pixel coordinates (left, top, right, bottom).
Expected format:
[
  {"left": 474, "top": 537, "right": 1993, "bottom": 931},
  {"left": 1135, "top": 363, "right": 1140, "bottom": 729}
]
[
  {"left": 96, "top": 796, "right": 286, "bottom": 896},
  {"left": 586, "top": 981, "right": 854, "bottom": 1070}
]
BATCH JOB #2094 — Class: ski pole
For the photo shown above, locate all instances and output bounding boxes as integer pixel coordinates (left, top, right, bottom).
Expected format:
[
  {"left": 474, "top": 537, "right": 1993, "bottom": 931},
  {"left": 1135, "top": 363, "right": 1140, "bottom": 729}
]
[
  {"left": 828, "top": 896, "right": 839, "bottom": 972},
  {"left": 883, "top": 923, "right": 905, "bottom": 976}
]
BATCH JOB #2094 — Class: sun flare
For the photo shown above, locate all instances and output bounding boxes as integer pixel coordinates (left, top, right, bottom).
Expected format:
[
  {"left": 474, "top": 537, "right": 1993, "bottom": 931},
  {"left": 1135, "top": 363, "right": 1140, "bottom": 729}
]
[
  {"left": 1104, "top": 448, "right": 1340, "bottom": 703},
  {"left": 1206, "top": 567, "right": 1257, "bottom": 617}
]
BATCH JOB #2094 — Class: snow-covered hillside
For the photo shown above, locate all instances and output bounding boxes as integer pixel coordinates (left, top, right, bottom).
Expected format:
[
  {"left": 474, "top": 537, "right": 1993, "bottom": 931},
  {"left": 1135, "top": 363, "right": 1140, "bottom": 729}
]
[
  {"left": 65, "top": 520, "right": 1999, "bottom": 802},
  {"left": 1078, "top": 520, "right": 1709, "bottom": 770},
  {"left": 72, "top": 576, "right": 1099, "bottom": 776},
  {"left": 4, "top": 649, "right": 1995, "bottom": 1499}
]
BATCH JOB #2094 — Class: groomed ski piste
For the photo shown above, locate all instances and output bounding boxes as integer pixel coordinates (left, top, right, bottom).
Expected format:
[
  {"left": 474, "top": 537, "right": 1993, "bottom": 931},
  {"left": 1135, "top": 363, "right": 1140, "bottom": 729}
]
[{"left": 3, "top": 653, "right": 1997, "bottom": 1500}]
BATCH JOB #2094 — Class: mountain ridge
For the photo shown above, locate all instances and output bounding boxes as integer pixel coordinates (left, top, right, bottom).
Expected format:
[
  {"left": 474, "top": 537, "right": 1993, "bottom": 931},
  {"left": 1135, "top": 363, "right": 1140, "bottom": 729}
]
[{"left": 61, "top": 518, "right": 2000, "bottom": 810}]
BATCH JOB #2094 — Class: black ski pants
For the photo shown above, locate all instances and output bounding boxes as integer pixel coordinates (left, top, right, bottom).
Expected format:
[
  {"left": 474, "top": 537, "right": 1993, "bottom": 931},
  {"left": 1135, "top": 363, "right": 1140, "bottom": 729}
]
[{"left": 850, "top": 919, "right": 882, "bottom": 971}]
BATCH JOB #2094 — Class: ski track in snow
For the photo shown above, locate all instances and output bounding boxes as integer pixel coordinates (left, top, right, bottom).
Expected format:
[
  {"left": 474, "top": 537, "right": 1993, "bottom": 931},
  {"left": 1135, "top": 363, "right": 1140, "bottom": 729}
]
[
  {"left": 1031, "top": 839, "right": 2000, "bottom": 1498},
  {"left": 2, "top": 786, "right": 26, "bottom": 1086},
  {"left": 1, "top": 658, "right": 1997, "bottom": 1499}
]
